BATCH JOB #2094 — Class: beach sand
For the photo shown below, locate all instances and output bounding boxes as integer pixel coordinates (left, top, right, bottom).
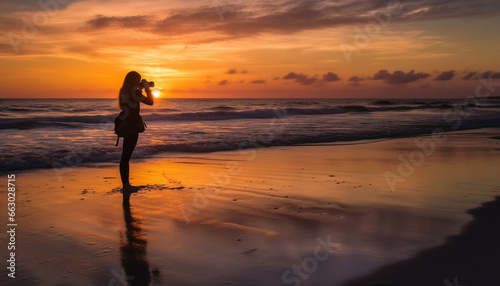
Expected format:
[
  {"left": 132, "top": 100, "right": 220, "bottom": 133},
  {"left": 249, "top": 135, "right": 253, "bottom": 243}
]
[{"left": 1, "top": 128, "right": 499, "bottom": 286}]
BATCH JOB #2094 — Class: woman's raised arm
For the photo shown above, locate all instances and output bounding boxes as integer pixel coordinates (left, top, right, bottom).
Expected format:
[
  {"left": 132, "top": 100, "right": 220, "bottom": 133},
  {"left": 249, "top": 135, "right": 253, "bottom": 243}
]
[{"left": 142, "top": 88, "right": 154, "bottom": 105}]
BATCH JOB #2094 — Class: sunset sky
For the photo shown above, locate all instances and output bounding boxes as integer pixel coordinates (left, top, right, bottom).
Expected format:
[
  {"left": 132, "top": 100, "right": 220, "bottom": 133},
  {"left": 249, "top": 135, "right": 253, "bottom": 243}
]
[{"left": 1, "top": 0, "right": 500, "bottom": 98}]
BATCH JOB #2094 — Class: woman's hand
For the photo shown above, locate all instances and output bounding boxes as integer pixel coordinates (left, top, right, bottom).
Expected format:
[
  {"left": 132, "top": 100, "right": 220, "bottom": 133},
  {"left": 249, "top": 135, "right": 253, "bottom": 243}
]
[
  {"left": 141, "top": 79, "right": 151, "bottom": 91},
  {"left": 141, "top": 81, "right": 154, "bottom": 106}
]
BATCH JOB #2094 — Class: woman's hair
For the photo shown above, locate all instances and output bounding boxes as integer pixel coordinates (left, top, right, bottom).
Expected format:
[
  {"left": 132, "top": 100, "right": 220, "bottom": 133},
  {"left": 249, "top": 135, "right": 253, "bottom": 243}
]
[{"left": 119, "top": 71, "right": 141, "bottom": 108}]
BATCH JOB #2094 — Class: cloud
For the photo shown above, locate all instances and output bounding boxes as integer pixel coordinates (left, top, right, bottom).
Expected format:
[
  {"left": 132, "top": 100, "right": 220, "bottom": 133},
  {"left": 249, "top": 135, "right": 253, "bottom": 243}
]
[
  {"left": 208, "top": 0, "right": 500, "bottom": 37},
  {"left": 218, "top": 79, "right": 229, "bottom": 86},
  {"left": 434, "top": 70, "right": 455, "bottom": 81},
  {"left": 372, "top": 69, "right": 430, "bottom": 84},
  {"left": 282, "top": 72, "right": 317, "bottom": 85},
  {"left": 480, "top": 71, "right": 500, "bottom": 79},
  {"left": 462, "top": 71, "right": 500, "bottom": 80},
  {"left": 282, "top": 71, "right": 342, "bottom": 85},
  {"left": 250, "top": 79, "right": 267, "bottom": 84},
  {"left": 462, "top": 71, "right": 477, "bottom": 80},
  {"left": 349, "top": 76, "right": 364, "bottom": 82},
  {"left": 348, "top": 76, "right": 364, "bottom": 86},
  {"left": 86, "top": 14, "right": 149, "bottom": 29},
  {"left": 225, "top": 69, "right": 248, "bottom": 74},
  {"left": 82, "top": 0, "right": 500, "bottom": 43},
  {"left": 0, "top": 0, "right": 78, "bottom": 14},
  {"left": 462, "top": 70, "right": 500, "bottom": 80},
  {"left": 322, "top": 72, "right": 340, "bottom": 82}
]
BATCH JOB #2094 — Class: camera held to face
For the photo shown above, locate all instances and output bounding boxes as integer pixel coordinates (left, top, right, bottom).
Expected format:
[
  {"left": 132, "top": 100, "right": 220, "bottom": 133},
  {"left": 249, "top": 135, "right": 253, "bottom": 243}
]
[{"left": 140, "top": 79, "right": 154, "bottom": 89}]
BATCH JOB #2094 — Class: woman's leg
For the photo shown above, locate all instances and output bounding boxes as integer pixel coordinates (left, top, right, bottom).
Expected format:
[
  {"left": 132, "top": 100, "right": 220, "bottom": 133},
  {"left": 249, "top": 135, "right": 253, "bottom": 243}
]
[{"left": 120, "top": 133, "right": 139, "bottom": 188}]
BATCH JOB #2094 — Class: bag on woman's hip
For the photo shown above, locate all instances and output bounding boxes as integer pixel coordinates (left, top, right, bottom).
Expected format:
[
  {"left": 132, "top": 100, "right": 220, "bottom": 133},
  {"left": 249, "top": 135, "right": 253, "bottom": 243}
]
[{"left": 114, "top": 111, "right": 146, "bottom": 145}]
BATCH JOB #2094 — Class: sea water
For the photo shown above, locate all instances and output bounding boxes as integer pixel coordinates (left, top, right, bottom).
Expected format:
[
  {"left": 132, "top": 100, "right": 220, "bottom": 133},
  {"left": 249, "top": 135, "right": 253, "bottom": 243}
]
[{"left": 1, "top": 97, "right": 499, "bottom": 172}]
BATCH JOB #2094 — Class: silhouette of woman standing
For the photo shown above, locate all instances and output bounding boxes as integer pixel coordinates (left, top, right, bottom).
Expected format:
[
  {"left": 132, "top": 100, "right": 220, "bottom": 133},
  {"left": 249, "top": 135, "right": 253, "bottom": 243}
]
[{"left": 118, "top": 71, "right": 154, "bottom": 192}]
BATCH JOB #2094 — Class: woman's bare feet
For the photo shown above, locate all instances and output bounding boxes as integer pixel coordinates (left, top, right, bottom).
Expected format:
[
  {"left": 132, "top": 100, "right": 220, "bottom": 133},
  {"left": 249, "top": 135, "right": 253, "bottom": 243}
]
[{"left": 122, "top": 184, "right": 141, "bottom": 193}]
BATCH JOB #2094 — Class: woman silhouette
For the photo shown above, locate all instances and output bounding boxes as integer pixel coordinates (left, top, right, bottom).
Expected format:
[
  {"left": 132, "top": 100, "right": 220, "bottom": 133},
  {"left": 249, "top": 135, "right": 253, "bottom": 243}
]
[{"left": 118, "top": 71, "right": 154, "bottom": 192}]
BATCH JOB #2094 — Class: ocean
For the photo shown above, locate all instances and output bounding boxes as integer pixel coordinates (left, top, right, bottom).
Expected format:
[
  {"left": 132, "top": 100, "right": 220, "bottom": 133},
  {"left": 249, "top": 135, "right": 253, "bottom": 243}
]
[{"left": 1, "top": 97, "right": 500, "bottom": 172}]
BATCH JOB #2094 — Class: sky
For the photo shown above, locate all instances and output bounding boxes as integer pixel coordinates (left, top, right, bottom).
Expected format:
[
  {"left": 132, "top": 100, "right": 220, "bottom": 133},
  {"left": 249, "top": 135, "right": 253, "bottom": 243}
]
[{"left": 1, "top": 0, "right": 500, "bottom": 98}]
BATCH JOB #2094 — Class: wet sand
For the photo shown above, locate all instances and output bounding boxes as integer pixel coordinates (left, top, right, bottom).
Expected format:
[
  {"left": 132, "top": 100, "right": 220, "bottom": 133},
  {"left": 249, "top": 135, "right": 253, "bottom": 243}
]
[{"left": 0, "top": 128, "right": 499, "bottom": 286}]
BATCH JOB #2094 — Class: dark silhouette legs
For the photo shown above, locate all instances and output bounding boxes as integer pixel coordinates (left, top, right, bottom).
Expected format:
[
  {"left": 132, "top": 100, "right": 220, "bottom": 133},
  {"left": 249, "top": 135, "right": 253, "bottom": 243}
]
[{"left": 120, "top": 133, "right": 139, "bottom": 190}]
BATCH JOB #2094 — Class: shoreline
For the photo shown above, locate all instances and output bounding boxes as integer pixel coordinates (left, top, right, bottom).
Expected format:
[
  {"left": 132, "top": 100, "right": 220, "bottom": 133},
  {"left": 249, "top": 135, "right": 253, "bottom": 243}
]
[{"left": 0, "top": 128, "right": 499, "bottom": 285}]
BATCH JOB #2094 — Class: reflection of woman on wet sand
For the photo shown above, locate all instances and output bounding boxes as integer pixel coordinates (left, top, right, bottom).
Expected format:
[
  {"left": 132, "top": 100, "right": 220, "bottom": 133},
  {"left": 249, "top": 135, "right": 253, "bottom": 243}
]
[{"left": 120, "top": 193, "right": 160, "bottom": 286}]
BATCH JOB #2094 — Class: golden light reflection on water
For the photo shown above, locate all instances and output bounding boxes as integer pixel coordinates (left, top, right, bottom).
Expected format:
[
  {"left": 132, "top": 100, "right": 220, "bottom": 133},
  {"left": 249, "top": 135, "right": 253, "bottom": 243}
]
[
  {"left": 123, "top": 132, "right": 500, "bottom": 228},
  {"left": 7, "top": 130, "right": 500, "bottom": 285}
]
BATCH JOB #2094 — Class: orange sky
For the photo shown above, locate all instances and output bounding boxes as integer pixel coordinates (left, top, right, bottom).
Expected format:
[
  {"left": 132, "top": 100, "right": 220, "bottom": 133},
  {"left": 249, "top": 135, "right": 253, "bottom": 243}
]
[{"left": 1, "top": 0, "right": 500, "bottom": 98}]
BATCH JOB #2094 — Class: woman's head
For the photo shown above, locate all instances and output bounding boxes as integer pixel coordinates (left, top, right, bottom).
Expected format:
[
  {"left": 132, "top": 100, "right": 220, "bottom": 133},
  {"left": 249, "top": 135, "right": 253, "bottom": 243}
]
[
  {"left": 122, "top": 71, "right": 141, "bottom": 91},
  {"left": 119, "top": 71, "right": 141, "bottom": 106}
]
